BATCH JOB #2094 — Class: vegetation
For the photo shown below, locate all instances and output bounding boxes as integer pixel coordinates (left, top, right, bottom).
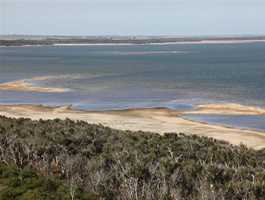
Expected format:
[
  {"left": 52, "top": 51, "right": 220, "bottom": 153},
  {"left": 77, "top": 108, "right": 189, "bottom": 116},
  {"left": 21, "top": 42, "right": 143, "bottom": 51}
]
[
  {"left": 0, "top": 115, "right": 264, "bottom": 199},
  {"left": 0, "top": 164, "right": 98, "bottom": 200}
]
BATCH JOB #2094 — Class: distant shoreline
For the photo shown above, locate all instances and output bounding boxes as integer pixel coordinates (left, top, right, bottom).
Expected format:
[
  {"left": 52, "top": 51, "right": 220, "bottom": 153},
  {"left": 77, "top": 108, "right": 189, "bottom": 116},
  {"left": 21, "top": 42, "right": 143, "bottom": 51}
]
[{"left": 1, "top": 36, "right": 265, "bottom": 47}]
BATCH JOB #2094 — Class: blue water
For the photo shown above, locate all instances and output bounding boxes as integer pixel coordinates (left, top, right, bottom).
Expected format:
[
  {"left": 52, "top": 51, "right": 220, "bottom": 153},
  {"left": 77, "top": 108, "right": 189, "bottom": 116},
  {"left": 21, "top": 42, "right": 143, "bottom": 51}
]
[
  {"left": 0, "top": 43, "right": 265, "bottom": 130},
  {"left": 184, "top": 114, "right": 265, "bottom": 132}
]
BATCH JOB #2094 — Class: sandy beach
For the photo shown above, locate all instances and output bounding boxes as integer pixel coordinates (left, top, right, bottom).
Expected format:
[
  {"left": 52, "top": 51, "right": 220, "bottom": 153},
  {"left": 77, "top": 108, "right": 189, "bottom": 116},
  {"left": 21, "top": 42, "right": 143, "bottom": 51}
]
[
  {"left": 0, "top": 76, "right": 264, "bottom": 150},
  {"left": 0, "top": 104, "right": 264, "bottom": 150}
]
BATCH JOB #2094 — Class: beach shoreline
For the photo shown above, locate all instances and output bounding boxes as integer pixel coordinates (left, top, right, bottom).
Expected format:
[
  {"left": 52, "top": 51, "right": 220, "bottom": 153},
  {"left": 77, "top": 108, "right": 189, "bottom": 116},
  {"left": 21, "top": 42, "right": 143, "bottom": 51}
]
[
  {"left": 0, "top": 104, "right": 264, "bottom": 150},
  {"left": 0, "top": 76, "right": 265, "bottom": 115}
]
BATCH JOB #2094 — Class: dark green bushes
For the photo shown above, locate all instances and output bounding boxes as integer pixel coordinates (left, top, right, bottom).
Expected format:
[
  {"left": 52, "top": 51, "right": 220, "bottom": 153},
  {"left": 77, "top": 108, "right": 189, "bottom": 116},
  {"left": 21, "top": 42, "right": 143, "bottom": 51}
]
[
  {"left": 0, "top": 116, "right": 264, "bottom": 199},
  {"left": 0, "top": 164, "right": 99, "bottom": 200}
]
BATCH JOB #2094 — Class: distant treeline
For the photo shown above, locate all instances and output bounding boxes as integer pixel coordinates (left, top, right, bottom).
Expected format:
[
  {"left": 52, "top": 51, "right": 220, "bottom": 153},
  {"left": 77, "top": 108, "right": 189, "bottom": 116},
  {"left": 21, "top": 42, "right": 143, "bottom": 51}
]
[
  {"left": 1, "top": 36, "right": 265, "bottom": 46},
  {"left": 0, "top": 116, "right": 265, "bottom": 199}
]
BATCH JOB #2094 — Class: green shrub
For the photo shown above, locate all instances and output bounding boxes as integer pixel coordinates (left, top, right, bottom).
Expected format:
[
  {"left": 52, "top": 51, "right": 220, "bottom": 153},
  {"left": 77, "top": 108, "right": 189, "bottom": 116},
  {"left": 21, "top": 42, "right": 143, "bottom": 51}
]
[{"left": 0, "top": 116, "right": 264, "bottom": 199}]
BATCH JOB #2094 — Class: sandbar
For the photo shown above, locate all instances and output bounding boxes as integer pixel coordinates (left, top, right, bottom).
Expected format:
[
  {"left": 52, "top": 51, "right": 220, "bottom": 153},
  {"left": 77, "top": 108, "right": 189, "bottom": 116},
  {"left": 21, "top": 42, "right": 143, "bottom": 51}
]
[
  {"left": 0, "top": 78, "right": 68, "bottom": 93},
  {"left": 185, "top": 103, "right": 265, "bottom": 115}
]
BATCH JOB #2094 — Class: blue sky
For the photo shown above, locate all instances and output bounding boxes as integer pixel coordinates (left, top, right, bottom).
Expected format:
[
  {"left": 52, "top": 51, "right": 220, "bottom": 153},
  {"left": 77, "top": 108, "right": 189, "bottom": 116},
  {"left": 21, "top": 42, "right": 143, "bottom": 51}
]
[{"left": 1, "top": 0, "right": 265, "bottom": 36}]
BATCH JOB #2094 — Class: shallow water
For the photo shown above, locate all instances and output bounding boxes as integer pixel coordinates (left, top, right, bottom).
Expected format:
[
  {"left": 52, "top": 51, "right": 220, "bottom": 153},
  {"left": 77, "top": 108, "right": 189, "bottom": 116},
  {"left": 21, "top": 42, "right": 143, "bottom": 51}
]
[
  {"left": 0, "top": 43, "right": 265, "bottom": 130},
  {"left": 184, "top": 114, "right": 265, "bottom": 132}
]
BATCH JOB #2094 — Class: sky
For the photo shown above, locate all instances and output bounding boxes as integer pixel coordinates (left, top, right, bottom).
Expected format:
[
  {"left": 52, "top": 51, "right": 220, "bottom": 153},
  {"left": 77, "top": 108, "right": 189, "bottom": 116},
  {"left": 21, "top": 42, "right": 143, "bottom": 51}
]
[{"left": 1, "top": 0, "right": 265, "bottom": 36}]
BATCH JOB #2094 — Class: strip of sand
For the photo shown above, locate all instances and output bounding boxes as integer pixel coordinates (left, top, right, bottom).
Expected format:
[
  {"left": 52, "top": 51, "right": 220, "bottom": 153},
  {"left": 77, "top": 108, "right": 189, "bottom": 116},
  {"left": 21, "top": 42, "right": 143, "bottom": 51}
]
[
  {"left": 185, "top": 103, "right": 265, "bottom": 115},
  {"left": 0, "top": 104, "right": 264, "bottom": 150},
  {"left": 0, "top": 78, "right": 68, "bottom": 93}
]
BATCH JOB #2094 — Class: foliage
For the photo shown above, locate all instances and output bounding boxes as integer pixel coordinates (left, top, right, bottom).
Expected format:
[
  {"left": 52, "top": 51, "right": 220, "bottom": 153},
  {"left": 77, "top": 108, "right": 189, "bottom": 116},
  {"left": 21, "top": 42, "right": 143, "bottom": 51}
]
[
  {"left": 0, "top": 116, "right": 264, "bottom": 199},
  {"left": 0, "top": 164, "right": 99, "bottom": 200}
]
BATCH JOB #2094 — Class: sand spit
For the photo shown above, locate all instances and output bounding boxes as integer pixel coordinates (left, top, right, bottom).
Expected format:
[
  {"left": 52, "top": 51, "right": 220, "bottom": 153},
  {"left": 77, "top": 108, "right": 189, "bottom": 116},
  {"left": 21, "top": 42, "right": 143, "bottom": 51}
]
[
  {"left": 0, "top": 104, "right": 264, "bottom": 150},
  {"left": 0, "top": 76, "right": 77, "bottom": 93},
  {"left": 0, "top": 80, "right": 67, "bottom": 93},
  {"left": 30, "top": 74, "right": 82, "bottom": 81},
  {"left": 185, "top": 103, "right": 265, "bottom": 115}
]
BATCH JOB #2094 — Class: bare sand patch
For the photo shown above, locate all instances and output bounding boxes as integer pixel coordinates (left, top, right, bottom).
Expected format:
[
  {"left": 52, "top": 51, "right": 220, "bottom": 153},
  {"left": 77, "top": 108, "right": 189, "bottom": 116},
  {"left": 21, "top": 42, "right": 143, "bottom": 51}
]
[
  {"left": 0, "top": 78, "right": 68, "bottom": 93},
  {"left": 0, "top": 104, "right": 264, "bottom": 150},
  {"left": 185, "top": 103, "right": 265, "bottom": 115}
]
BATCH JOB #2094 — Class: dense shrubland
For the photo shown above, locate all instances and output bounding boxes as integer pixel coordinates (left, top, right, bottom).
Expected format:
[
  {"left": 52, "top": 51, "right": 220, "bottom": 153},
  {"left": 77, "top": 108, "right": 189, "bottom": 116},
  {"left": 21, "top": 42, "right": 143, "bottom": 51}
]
[
  {"left": 0, "top": 116, "right": 264, "bottom": 200},
  {"left": 0, "top": 164, "right": 98, "bottom": 200}
]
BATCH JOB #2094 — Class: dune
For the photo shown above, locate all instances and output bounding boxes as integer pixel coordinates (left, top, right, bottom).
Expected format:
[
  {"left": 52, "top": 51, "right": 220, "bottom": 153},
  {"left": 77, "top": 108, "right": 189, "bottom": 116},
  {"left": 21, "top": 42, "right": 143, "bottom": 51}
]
[{"left": 0, "top": 104, "right": 264, "bottom": 150}]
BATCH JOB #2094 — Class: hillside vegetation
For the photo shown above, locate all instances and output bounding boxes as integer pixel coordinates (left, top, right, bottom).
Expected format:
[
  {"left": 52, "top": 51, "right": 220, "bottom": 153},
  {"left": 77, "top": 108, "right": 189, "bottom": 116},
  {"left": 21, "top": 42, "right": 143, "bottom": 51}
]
[{"left": 0, "top": 116, "right": 264, "bottom": 200}]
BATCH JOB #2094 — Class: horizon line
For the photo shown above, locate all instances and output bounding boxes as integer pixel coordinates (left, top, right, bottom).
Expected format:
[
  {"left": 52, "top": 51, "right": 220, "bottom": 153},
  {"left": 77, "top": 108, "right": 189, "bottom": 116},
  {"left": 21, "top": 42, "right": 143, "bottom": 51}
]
[{"left": 1, "top": 34, "right": 265, "bottom": 38}]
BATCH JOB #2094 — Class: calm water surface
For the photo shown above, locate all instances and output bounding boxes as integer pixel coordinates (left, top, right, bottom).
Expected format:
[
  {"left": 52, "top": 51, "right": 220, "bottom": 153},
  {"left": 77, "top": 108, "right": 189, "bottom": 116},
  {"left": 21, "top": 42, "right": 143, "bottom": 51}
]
[
  {"left": 0, "top": 43, "right": 265, "bottom": 130},
  {"left": 184, "top": 114, "right": 265, "bottom": 132}
]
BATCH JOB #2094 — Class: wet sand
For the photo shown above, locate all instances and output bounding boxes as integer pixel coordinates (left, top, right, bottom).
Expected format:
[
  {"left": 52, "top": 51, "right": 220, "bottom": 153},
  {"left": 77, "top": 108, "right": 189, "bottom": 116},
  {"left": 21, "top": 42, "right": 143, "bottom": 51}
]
[{"left": 0, "top": 104, "right": 264, "bottom": 150}]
